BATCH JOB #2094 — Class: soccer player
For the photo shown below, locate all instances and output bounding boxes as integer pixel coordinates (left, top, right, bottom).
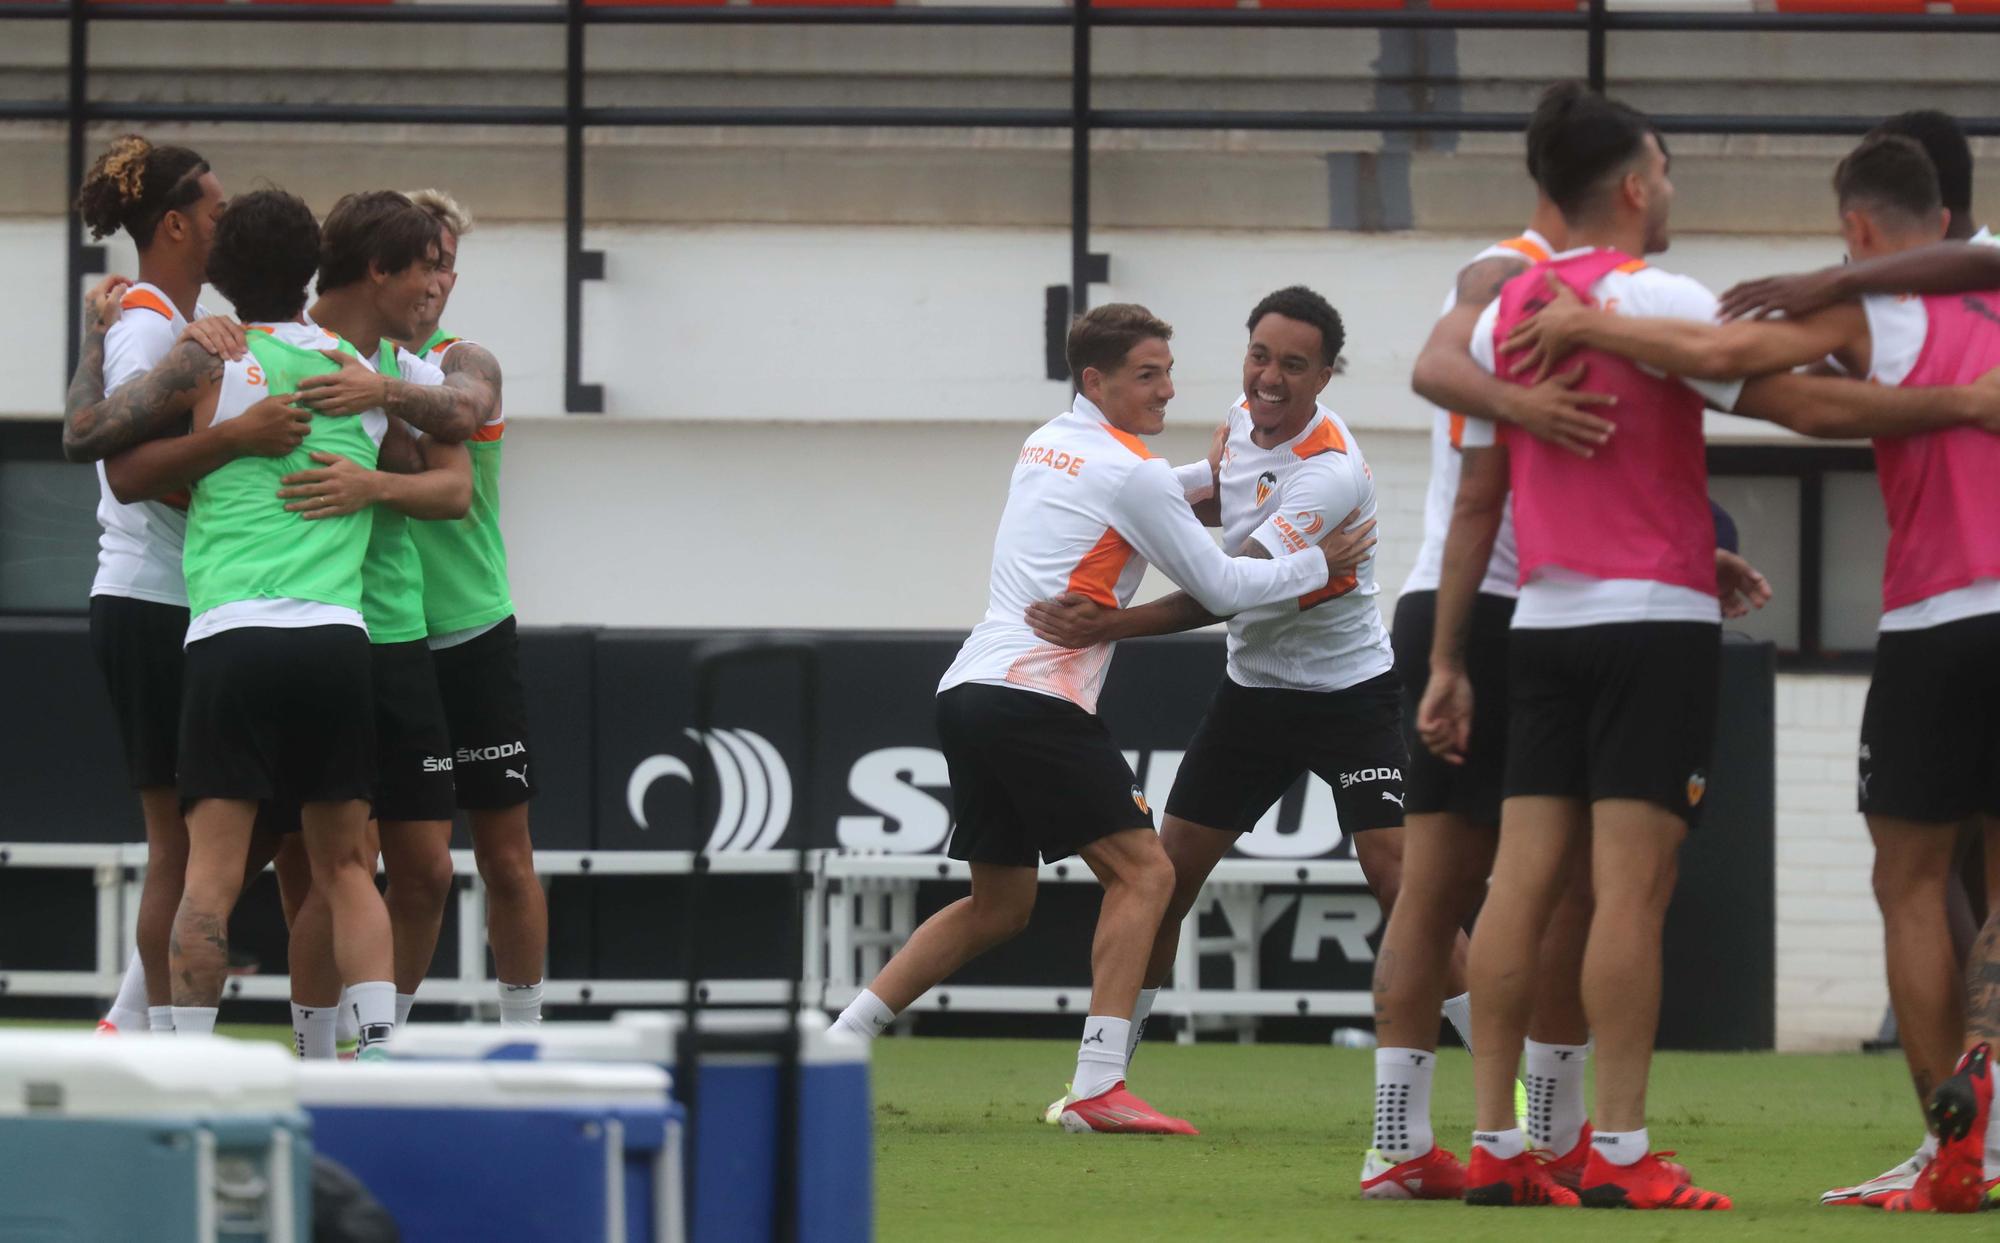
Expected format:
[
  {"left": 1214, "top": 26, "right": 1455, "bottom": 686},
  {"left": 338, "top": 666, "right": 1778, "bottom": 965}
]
[
  {"left": 271, "top": 190, "right": 473, "bottom": 1056},
  {"left": 1501, "top": 132, "right": 2000, "bottom": 1212},
  {"left": 64, "top": 188, "right": 440, "bottom": 1047},
  {"left": 386, "top": 191, "right": 546, "bottom": 1027},
  {"left": 61, "top": 135, "right": 308, "bottom": 1036},
  {"left": 1020, "top": 286, "right": 1466, "bottom": 1124},
  {"left": 828, "top": 303, "right": 1371, "bottom": 1134},
  {"left": 1420, "top": 86, "right": 2000, "bottom": 1212}
]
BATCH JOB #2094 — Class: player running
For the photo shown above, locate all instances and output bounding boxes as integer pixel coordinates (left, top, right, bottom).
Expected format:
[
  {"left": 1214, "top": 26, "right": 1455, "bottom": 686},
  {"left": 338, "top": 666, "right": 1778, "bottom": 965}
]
[
  {"left": 828, "top": 303, "right": 1371, "bottom": 1134},
  {"left": 1505, "top": 132, "right": 2000, "bottom": 1212},
  {"left": 1423, "top": 86, "right": 2000, "bottom": 1213},
  {"left": 61, "top": 135, "right": 308, "bottom": 1037}
]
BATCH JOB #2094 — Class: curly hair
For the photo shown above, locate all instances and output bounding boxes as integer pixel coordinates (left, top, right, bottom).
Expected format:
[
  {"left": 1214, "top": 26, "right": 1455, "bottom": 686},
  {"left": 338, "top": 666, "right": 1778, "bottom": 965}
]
[
  {"left": 75, "top": 134, "right": 210, "bottom": 248},
  {"left": 1247, "top": 285, "right": 1344, "bottom": 367}
]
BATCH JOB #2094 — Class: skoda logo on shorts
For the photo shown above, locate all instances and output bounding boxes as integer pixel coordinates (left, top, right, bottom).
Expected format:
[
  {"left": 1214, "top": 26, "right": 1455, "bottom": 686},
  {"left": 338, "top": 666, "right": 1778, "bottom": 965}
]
[{"left": 626, "top": 729, "right": 793, "bottom": 852}]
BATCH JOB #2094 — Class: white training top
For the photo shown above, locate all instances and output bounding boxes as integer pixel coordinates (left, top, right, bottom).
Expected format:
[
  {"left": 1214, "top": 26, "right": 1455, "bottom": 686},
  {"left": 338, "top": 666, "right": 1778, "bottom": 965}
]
[
  {"left": 183, "top": 321, "right": 393, "bottom": 645},
  {"left": 1204, "top": 396, "right": 1395, "bottom": 693},
  {"left": 937, "top": 393, "right": 1331, "bottom": 713},
  {"left": 91, "top": 281, "right": 208, "bottom": 607},
  {"left": 1854, "top": 293, "right": 2000, "bottom": 632},
  {"left": 1400, "top": 231, "right": 1552, "bottom": 600},
  {"left": 1464, "top": 251, "right": 1743, "bottom": 629}
]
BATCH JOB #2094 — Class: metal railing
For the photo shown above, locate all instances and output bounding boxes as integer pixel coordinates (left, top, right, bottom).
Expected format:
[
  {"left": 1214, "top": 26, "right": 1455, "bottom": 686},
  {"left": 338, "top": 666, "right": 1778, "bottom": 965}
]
[{"left": 8, "top": 0, "right": 2000, "bottom": 411}]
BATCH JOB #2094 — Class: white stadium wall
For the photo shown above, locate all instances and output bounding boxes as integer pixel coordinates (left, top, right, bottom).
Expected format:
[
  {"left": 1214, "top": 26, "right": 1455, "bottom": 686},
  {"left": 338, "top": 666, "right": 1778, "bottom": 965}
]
[{"left": 0, "top": 220, "right": 1887, "bottom": 1051}]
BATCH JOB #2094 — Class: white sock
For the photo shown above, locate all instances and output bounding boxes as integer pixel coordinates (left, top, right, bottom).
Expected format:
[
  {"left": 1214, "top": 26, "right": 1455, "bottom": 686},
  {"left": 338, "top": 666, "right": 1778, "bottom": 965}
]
[
  {"left": 147, "top": 1006, "right": 174, "bottom": 1034},
  {"left": 335, "top": 988, "right": 359, "bottom": 1047},
  {"left": 290, "top": 1002, "right": 336, "bottom": 1060},
  {"left": 1372, "top": 1047, "right": 1437, "bottom": 1160},
  {"left": 105, "top": 951, "right": 150, "bottom": 1032},
  {"left": 498, "top": 980, "right": 543, "bottom": 1027},
  {"left": 1473, "top": 1126, "right": 1525, "bottom": 1160},
  {"left": 1128, "top": 988, "right": 1160, "bottom": 1062},
  {"left": 1592, "top": 1127, "right": 1648, "bottom": 1167},
  {"left": 171, "top": 1007, "right": 217, "bottom": 1036},
  {"left": 1919, "top": 1131, "right": 1939, "bottom": 1162},
  {"left": 1524, "top": 1039, "right": 1590, "bottom": 1154},
  {"left": 830, "top": 989, "right": 896, "bottom": 1041},
  {"left": 395, "top": 993, "right": 417, "bottom": 1028},
  {"left": 1441, "top": 992, "right": 1473, "bottom": 1052},
  {"left": 1072, "top": 1015, "right": 1130, "bottom": 1101},
  {"left": 348, "top": 980, "right": 397, "bottom": 1051}
]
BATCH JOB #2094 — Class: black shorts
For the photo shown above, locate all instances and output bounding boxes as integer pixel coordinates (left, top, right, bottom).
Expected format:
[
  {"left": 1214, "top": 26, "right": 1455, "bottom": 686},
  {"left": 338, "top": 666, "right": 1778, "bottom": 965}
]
[
  {"left": 1504, "top": 621, "right": 1719, "bottom": 825},
  {"left": 1165, "top": 670, "right": 1408, "bottom": 836},
  {"left": 1394, "top": 590, "right": 1515, "bottom": 825},
  {"left": 178, "top": 624, "right": 376, "bottom": 805},
  {"left": 432, "top": 615, "right": 535, "bottom": 810},
  {"left": 371, "top": 640, "right": 457, "bottom": 823},
  {"left": 1859, "top": 612, "right": 2000, "bottom": 823},
  {"left": 89, "top": 594, "right": 190, "bottom": 790},
  {"left": 937, "top": 682, "right": 1151, "bottom": 868}
]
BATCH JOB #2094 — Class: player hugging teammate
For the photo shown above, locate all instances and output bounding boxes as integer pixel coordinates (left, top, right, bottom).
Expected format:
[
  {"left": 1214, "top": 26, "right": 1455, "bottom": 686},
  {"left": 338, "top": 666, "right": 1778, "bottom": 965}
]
[{"left": 65, "top": 136, "right": 540, "bottom": 1052}]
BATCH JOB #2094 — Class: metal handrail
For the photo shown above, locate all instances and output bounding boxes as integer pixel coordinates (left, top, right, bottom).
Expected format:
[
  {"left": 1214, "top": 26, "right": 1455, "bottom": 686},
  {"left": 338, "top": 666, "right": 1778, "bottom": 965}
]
[{"left": 32, "top": 0, "right": 2000, "bottom": 411}]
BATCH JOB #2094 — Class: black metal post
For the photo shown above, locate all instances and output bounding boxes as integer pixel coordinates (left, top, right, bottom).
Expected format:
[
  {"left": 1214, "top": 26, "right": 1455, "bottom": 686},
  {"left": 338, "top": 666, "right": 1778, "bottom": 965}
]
[
  {"left": 563, "top": 0, "right": 603, "bottom": 413},
  {"left": 62, "top": 0, "right": 87, "bottom": 381},
  {"left": 1586, "top": 0, "right": 1607, "bottom": 93},
  {"left": 1069, "top": 0, "right": 1091, "bottom": 322}
]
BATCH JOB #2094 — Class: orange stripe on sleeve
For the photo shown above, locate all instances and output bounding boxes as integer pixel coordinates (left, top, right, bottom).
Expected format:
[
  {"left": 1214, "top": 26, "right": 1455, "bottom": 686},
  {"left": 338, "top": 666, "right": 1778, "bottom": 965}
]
[
  {"left": 468, "top": 421, "right": 505, "bottom": 443},
  {"left": 1496, "top": 236, "right": 1551, "bottom": 264},
  {"left": 1448, "top": 413, "right": 1467, "bottom": 450},
  {"left": 1067, "top": 528, "right": 1136, "bottom": 608},
  {"left": 1098, "top": 424, "right": 1157, "bottom": 461},
  {"left": 120, "top": 289, "right": 175, "bottom": 320},
  {"left": 1615, "top": 258, "right": 1648, "bottom": 274},
  {"left": 1293, "top": 419, "right": 1347, "bottom": 459}
]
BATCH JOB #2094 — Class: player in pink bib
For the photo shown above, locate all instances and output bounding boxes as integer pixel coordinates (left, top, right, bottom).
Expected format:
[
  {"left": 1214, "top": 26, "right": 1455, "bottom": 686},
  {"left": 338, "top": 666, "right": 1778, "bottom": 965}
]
[{"left": 1498, "top": 131, "right": 2000, "bottom": 1212}]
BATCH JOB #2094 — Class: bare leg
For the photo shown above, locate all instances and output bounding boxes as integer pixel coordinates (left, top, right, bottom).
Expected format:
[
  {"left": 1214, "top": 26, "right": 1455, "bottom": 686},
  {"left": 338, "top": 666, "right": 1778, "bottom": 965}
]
[
  {"left": 470, "top": 805, "right": 545, "bottom": 985},
  {"left": 1527, "top": 849, "right": 1593, "bottom": 1047},
  {"left": 170, "top": 798, "right": 257, "bottom": 1007},
  {"left": 1078, "top": 829, "right": 1177, "bottom": 1020},
  {"left": 135, "top": 788, "right": 189, "bottom": 1007},
  {"left": 380, "top": 820, "right": 456, "bottom": 994},
  {"left": 1582, "top": 800, "right": 1685, "bottom": 1132},
  {"left": 1142, "top": 816, "right": 1237, "bottom": 990},
  {"left": 271, "top": 832, "right": 312, "bottom": 929},
  {"left": 287, "top": 885, "right": 341, "bottom": 1009},
  {"left": 1371, "top": 813, "right": 1493, "bottom": 1051},
  {"left": 1870, "top": 815, "right": 1965, "bottom": 1120},
  {"left": 864, "top": 863, "right": 1038, "bottom": 1012},
  {"left": 300, "top": 800, "right": 393, "bottom": 991},
  {"left": 1469, "top": 796, "right": 1587, "bottom": 1132}
]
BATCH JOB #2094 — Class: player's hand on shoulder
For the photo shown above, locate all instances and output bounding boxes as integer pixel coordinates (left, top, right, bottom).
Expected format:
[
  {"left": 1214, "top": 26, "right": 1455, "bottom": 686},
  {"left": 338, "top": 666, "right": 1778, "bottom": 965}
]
[
  {"left": 1317, "top": 507, "right": 1376, "bottom": 575},
  {"left": 1417, "top": 668, "right": 1473, "bottom": 766},
  {"left": 1205, "top": 422, "right": 1228, "bottom": 483},
  {"left": 1026, "top": 592, "right": 1109, "bottom": 649},
  {"left": 1715, "top": 549, "right": 1773, "bottom": 620},
  {"left": 179, "top": 316, "right": 249, "bottom": 362},
  {"left": 278, "top": 450, "right": 378, "bottom": 519},
  {"left": 296, "top": 349, "right": 388, "bottom": 416},
  {"left": 225, "top": 393, "right": 310, "bottom": 458},
  {"left": 1717, "top": 267, "right": 1842, "bottom": 322},
  {"left": 83, "top": 274, "right": 132, "bottom": 333}
]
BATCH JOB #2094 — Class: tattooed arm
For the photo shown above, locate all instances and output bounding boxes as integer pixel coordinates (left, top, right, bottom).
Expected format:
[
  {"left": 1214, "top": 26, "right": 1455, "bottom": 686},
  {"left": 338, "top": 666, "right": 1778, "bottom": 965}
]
[
  {"left": 293, "top": 348, "right": 482, "bottom": 444},
  {"left": 64, "top": 338, "right": 222, "bottom": 464},
  {"left": 438, "top": 341, "right": 502, "bottom": 428}
]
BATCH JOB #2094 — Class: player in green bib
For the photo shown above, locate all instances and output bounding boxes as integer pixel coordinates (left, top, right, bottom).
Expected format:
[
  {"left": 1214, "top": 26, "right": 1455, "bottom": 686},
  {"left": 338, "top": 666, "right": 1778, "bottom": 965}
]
[{"left": 384, "top": 189, "right": 547, "bottom": 1027}]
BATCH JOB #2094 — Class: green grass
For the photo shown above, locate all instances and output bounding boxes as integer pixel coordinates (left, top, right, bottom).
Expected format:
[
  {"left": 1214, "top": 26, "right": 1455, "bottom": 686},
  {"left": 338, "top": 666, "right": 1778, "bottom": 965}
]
[{"left": 872, "top": 1038, "right": 1986, "bottom": 1242}]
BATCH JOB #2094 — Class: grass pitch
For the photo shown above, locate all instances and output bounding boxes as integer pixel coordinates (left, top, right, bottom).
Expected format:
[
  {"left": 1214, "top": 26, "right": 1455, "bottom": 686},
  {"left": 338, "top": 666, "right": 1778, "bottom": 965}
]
[{"left": 873, "top": 1037, "right": 1985, "bottom": 1242}]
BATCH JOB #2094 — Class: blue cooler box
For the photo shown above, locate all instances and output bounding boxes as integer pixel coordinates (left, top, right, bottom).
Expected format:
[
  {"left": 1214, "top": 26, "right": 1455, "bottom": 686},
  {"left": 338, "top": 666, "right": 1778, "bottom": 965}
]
[
  {"left": 0, "top": 1033, "right": 310, "bottom": 1243},
  {"left": 391, "top": 1012, "right": 871, "bottom": 1243},
  {"left": 300, "top": 1060, "right": 680, "bottom": 1243}
]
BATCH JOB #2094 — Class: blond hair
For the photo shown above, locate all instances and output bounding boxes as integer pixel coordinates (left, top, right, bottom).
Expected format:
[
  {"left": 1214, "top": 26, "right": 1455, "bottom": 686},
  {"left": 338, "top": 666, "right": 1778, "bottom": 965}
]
[{"left": 402, "top": 188, "right": 474, "bottom": 239}]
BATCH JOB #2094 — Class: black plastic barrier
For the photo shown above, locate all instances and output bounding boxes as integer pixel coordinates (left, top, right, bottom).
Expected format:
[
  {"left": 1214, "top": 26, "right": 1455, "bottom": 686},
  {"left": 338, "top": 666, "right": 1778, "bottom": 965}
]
[{"left": 0, "top": 621, "right": 1777, "bottom": 1048}]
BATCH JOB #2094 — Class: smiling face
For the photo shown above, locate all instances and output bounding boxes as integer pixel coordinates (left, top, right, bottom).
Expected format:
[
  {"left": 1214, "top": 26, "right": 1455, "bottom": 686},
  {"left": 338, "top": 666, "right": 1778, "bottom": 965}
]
[
  {"left": 418, "top": 227, "right": 459, "bottom": 331},
  {"left": 1084, "top": 336, "right": 1175, "bottom": 436},
  {"left": 371, "top": 244, "right": 443, "bottom": 343},
  {"left": 1242, "top": 311, "right": 1334, "bottom": 441}
]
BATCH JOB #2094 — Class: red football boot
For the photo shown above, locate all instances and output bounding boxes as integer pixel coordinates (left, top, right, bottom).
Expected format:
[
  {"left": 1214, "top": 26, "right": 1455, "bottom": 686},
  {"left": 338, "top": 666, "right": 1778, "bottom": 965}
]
[
  {"left": 1056, "top": 1083, "right": 1198, "bottom": 1135},
  {"left": 1463, "top": 1147, "right": 1580, "bottom": 1207},
  {"left": 1579, "top": 1149, "right": 1730, "bottom": 1210},
  {"left": 1359, "top": 1144, "right": 1468, "bottom": 1200},
  {"left": 1927, "top": 1043, "right": 1994, "bottom": 1214}
]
